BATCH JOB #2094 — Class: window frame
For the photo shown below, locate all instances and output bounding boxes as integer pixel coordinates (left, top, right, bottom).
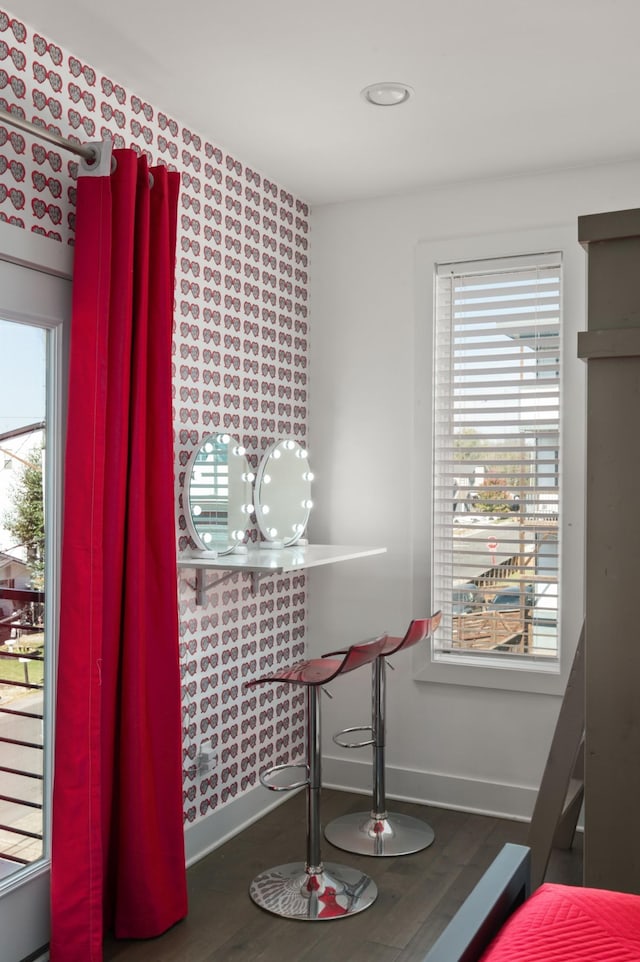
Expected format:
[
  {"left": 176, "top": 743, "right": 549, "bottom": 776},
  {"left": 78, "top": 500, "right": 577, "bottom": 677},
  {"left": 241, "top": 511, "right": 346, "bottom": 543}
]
[
  {"left": 0, "top": 219, "right": 71, "bottom": 959},
  {"left": 412, "top": 225, "right": 585, "bottom": 696}
]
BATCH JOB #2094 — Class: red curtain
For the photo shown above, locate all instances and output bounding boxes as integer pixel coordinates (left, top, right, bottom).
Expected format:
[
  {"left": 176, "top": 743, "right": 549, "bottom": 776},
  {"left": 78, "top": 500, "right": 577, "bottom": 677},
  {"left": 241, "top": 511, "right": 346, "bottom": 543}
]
[{"left": 50, "top": 149, "right": 187, "bottom": 961}]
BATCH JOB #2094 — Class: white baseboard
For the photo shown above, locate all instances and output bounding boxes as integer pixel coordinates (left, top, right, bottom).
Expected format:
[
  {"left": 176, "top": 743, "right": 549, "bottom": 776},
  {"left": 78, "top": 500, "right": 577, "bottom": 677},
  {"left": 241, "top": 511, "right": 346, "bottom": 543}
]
[
  {"left": 183, "top": 755, "right": 581, "bottom": 866},
  {"left": 321, "top": 754, "right": 538, "bottom": 823},
  {"left": 184, "top": 783, "right": 302, "bottom": 866}
]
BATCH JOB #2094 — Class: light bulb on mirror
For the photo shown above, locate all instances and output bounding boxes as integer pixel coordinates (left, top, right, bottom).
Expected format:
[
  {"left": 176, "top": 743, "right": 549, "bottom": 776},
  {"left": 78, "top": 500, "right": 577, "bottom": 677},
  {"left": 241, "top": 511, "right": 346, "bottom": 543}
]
[
  {"left": 232, "top": 445, "right": 245, "bottom": 457},
  {"left": 242, "top": 503, "right": 254, "bottom": 514},
  {"left": 284, "top": 439, "right": 295, "bottom": 450},
  {"left": 262, "top": 473, "right": 271, "bottom": 484},
  {"left": 296, "top": 448, "right": 308, "bottom": 459},
  {"left": 261, "top": 504, "right": 270, "bottom": 515},
  {"left": 242, "top": 472, "right": 255, "bottom": 483},
  {"left": 271, "top": 449, "right": 281, "bottom": 459},
  {"left": 232, "top": 530, "right": 245, "bottom": 541},
  {"left": 302, "top": 499, "right": 313, "bottom": 509},
  {"left": 303, "top": 471, "right": 314, "bottom": 482},
  {"left": 202, "top": 532, "right": 212, "bottom": 544},
  {"left": 220, "top": 434, "right": 231, "bottom": 444},
  {"left": 268, "top": 527, "right": 278, "bottom": 538},
  {"left": 203, "top": 442, "right": 214, "bottom": 454},
  {"left": 192, "top": 505, "right": 202, "bottom": 516}
]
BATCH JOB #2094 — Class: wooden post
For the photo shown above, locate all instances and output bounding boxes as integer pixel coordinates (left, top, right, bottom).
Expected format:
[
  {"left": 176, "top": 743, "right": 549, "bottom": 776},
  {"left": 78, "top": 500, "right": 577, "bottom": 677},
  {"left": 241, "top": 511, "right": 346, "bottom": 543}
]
[
  {"left": 527, "top": 626, "right": 584, "bottom": 890},
  {"left": 578, "top": 207, "right": 640, "bottom": 893}
]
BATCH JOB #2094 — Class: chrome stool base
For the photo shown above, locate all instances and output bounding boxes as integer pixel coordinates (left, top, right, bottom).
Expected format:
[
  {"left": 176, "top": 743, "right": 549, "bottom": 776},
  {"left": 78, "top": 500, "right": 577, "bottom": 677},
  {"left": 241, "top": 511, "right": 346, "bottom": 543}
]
[
  {"left": 325, "top": 811, "right": 436, "bottom": 857},
  {"left": 249, "top": 861, "right": 378, "bottom": 920}
]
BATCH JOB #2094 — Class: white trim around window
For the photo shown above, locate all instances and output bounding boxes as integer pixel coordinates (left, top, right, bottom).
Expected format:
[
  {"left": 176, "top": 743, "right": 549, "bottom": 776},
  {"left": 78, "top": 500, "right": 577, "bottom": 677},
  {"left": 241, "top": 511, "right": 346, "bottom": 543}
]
[
  {"left": 412, "top": 225, "right": 586, "bottom": 696},
  {"left": 0, "top": 220, "right": 72, "bottom": 962}
]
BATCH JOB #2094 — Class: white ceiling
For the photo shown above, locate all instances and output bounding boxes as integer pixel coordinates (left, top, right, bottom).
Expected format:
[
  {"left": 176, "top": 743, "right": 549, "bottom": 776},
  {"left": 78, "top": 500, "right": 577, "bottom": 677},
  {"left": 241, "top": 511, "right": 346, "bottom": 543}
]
[{"left": 17, "top": 0, "right": 640, "bottom": 206}]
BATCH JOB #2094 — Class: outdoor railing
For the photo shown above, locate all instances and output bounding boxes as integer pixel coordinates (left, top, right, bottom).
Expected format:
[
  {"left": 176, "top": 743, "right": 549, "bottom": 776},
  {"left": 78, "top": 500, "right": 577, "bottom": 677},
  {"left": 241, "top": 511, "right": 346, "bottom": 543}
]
[{"left": 0, "top": 589, "right": 45, "bottom": 873}]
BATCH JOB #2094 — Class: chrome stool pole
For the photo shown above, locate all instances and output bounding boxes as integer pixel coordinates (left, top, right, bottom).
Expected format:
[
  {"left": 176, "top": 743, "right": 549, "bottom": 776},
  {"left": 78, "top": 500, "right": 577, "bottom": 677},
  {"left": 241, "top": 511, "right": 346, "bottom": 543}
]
[
  {"left": 324, "top": 615, "right": 441, "bottom": 857},
  {"left": 247, "top": 637, "right": 387, "bottom": 920}
]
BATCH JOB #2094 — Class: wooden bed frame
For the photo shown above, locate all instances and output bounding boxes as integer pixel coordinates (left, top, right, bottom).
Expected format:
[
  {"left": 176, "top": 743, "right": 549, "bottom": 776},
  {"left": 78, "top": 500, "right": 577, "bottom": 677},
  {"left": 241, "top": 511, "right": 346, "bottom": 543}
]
[{"left": 423, "top": 843, "right": 531, "bottom": 962}]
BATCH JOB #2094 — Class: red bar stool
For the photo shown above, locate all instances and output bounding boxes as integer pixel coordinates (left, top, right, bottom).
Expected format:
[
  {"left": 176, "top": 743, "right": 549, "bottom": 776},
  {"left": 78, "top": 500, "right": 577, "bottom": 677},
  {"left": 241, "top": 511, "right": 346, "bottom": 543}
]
[
  {"left": 324, "top": 613, "right": 442, "bottom": 857},
  {"left": 245, "top": 634, "right": 388, "bottom": 920}
]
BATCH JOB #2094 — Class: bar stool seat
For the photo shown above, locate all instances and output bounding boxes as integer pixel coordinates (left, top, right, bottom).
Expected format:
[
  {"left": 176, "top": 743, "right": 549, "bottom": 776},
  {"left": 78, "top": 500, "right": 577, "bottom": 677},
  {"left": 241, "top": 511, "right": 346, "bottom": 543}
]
[
  {"left": 324, "top": 613, "right": 442, "bottom": 857},
  {"left": 245, "top": 634, "right": 388, "bottom": 920}
]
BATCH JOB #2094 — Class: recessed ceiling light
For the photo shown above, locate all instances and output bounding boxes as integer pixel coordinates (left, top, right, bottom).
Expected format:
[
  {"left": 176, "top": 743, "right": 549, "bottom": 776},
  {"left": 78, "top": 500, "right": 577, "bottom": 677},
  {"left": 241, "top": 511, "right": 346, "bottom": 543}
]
[{"left": 361, "top": 82, "right": 413, "bottom": 107}]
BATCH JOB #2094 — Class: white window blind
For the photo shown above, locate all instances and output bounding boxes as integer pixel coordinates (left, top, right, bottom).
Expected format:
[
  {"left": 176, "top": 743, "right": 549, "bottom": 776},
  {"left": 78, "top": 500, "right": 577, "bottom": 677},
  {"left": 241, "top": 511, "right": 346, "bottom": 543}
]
[{"left": 433, "top": 252, "right": 561, "bottom": 663}]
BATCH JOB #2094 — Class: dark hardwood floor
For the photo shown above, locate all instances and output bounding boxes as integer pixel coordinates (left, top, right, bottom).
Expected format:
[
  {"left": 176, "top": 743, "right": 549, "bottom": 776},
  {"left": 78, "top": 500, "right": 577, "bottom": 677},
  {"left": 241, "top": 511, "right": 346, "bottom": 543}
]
[{"left": 103, "top": 790, "right": 583, "bottom": 962}]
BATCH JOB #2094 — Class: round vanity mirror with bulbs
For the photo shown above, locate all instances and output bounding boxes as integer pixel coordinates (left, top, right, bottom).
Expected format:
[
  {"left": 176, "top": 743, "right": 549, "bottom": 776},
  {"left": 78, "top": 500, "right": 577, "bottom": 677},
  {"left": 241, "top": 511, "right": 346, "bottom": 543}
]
[
  {"left": 185, "top": 433, "right": 255, "bottom": 557},
  {"left": 254, "top": 439, "right": 314, "bottom": 548}
]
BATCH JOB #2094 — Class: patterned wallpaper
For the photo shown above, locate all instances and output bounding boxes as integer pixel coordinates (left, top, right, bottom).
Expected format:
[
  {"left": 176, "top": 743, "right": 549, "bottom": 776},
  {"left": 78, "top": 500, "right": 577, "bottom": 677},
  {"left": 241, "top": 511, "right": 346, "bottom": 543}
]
[{"left": 0, "top": 8, "right": 308, "bottom": 825}]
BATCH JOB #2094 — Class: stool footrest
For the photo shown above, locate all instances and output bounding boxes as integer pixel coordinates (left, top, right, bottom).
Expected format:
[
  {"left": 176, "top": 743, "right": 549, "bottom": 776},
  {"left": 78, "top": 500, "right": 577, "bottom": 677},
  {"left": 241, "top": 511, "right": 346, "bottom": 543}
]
[
  {"left": 332, "top": 725, "right": 374, "bottom": 749},
  {"left": 259, "top": 762, "right": 309, "bottom": 792}
]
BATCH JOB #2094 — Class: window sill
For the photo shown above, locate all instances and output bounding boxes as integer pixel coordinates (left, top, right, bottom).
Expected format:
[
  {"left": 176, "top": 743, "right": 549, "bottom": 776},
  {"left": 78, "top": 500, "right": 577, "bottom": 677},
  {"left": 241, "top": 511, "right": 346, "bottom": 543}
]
[{"left": 412, "top": 644, "right": 569, "bottom": 696}]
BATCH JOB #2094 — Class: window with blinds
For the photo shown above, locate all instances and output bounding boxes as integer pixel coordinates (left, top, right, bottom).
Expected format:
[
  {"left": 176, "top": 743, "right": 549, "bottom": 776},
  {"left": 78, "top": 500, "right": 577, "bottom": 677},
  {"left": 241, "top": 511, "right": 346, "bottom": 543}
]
[{"left": 432, "top": 252, "right": 561, "bottom": 663}]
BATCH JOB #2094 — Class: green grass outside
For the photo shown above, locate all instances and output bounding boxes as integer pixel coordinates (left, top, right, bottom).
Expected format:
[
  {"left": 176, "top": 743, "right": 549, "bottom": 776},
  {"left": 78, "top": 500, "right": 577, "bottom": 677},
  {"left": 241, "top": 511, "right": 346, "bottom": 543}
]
[{"left": 0, "top": 636, "right": 45, "bottom": 688}]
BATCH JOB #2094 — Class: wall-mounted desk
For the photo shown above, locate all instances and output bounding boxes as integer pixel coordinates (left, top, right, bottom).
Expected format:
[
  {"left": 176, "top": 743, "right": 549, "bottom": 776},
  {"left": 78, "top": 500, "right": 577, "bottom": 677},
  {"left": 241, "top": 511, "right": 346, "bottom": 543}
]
[{"left": 178, "top": 544, "right": 387, "bottom": 604}]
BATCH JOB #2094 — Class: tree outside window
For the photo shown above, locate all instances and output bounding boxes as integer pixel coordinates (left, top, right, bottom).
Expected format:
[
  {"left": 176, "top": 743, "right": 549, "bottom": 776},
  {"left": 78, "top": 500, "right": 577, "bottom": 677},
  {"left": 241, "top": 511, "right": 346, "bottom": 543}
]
[{"left": 3, "top": 444, "right": 45, "bottom": 587}]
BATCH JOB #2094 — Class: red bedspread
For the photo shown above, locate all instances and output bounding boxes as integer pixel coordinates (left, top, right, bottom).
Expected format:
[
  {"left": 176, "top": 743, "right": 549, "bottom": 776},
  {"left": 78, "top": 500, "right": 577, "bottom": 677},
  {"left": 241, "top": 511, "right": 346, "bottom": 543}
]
[{"left": 479, "top": 882, "right": 640, "bottom": 961}]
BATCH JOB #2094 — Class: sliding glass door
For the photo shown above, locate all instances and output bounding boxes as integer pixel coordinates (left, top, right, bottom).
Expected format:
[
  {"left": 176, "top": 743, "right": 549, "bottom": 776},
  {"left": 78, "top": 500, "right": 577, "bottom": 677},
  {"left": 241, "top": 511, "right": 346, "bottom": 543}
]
[{"left": 0, "top": 231, "right": 70, "bottom": 962}]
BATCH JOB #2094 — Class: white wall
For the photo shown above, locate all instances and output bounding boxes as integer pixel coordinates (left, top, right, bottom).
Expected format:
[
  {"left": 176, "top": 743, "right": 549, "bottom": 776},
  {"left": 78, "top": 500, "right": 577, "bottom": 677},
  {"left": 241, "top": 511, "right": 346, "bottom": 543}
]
[{"left": 307, "top": 159, "right": 640, "bottom": 820}]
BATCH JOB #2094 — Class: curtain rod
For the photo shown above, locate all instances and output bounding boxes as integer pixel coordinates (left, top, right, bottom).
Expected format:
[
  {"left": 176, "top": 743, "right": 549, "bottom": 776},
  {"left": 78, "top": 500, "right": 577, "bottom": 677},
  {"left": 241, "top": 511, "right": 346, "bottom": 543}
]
[{"left": 0, "top": 107, "right": 97, "bottom": 163}]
